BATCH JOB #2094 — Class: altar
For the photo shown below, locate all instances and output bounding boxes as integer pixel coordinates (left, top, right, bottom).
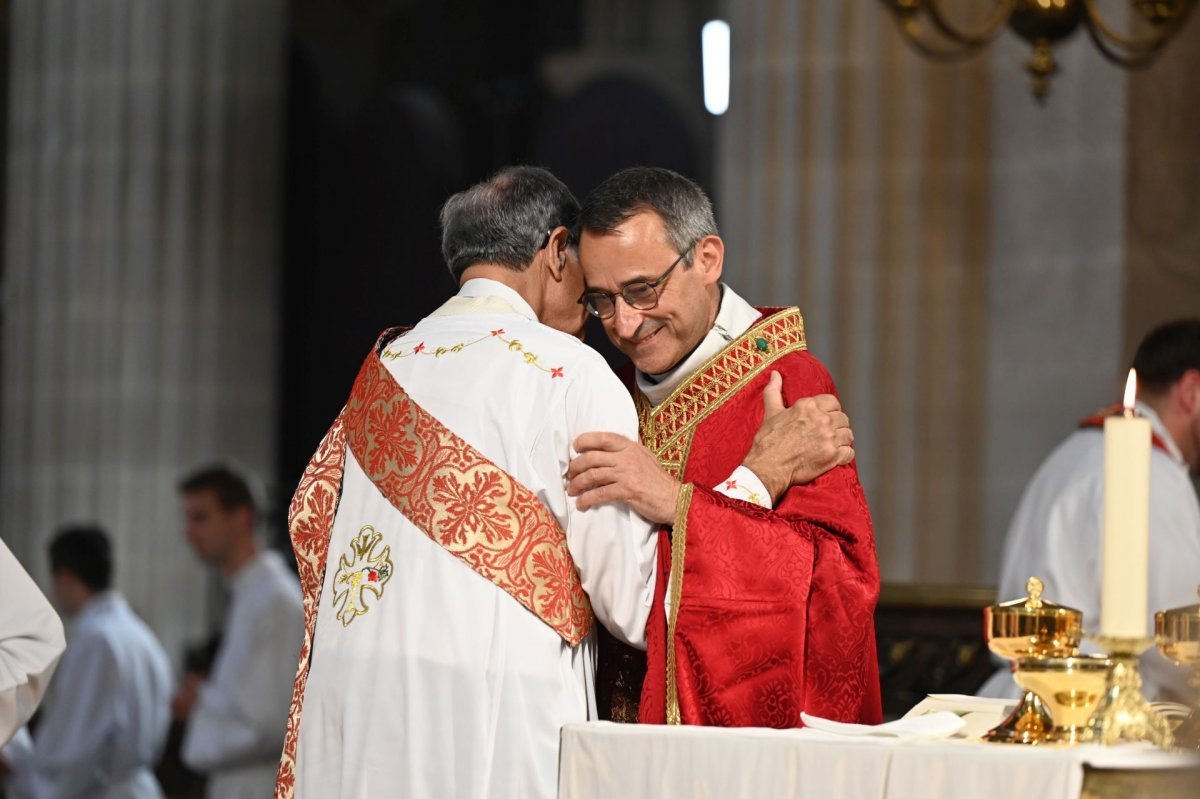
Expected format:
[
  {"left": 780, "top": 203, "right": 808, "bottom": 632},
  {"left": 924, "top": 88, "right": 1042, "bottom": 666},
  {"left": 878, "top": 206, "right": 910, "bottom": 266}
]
[{"left": 557, "top": 722, "right": 1200, "bottom": 799}]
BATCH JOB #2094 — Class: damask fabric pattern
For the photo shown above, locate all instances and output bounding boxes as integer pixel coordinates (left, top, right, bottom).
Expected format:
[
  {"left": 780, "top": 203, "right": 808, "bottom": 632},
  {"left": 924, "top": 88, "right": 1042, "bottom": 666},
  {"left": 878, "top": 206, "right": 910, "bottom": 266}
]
[
  {"left": 340, "top": 348, "right": 593, "bottom": 644},
  {"left": 636, "top": 308, "right": 883, "bottom": 727},
  {"left": 276, "top": 411, "right": 346, "bottom": 798}
]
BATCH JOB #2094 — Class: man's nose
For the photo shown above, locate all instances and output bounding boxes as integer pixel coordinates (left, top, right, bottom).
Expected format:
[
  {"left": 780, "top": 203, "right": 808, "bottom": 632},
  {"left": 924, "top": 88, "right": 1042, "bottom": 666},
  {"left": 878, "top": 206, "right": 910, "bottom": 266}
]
[{"left": 611, "top": 300, "right": 643, "bottom": 339}]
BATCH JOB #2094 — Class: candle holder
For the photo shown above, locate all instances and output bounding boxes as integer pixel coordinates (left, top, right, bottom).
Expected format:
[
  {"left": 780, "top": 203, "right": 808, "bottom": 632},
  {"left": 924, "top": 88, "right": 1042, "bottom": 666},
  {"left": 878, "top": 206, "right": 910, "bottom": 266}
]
[{"left": 1085, "top": 634, "right": 1175, "bottom": 749}]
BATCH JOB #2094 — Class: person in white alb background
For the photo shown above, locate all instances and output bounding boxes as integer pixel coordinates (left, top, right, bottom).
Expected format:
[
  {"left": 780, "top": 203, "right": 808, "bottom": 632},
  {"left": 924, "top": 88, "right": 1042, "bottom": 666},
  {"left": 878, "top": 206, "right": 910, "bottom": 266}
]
[
  {"left": 980, "top": 319, "right": 1200, "bottom": 702},
  {"left": 1, "top": 526, "right": 171, "bottom": 798},
  {"left": 174, "top": 466, "right": 303, "bottom": 799}
]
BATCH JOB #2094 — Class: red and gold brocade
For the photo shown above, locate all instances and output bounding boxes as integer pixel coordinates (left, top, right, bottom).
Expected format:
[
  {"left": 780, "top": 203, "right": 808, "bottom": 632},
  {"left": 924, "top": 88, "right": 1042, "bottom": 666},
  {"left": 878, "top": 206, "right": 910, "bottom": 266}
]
[
  {"left": 635, "top": 307, "right": 882, "bottom": 727},
  {"left": 275, "top": 333, "right": 593, "bottom": 798}
]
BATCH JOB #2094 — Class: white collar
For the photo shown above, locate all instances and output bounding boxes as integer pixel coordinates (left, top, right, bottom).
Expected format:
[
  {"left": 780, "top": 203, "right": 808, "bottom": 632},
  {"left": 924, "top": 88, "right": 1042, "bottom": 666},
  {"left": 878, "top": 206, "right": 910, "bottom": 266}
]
[
  {"left": 431, "top": 278, "right": 538, "bottom": 322},
  {"left": 1136, "top": 401, "right": 1187, "bottom": 467},
  {"left": 636, "top": 284, "right": 762, "bottom": 407}
]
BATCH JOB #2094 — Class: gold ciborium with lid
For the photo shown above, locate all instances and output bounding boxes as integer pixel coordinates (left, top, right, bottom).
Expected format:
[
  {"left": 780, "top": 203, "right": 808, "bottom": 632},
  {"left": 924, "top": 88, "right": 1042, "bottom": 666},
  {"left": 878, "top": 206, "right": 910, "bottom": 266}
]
[
  {"left": 983, "top": 576, "right": 1084, "bottom": 743},
  {"left": 1155, "top": 586, "right": 1200, "bottom": 749}
]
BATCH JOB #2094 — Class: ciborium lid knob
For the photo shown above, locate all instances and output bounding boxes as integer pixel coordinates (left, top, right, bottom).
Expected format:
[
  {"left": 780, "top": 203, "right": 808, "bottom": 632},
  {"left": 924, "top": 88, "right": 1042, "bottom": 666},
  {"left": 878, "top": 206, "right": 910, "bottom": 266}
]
[{"left": 1026, "top": 577, "right": 1044, "bottom": 610}]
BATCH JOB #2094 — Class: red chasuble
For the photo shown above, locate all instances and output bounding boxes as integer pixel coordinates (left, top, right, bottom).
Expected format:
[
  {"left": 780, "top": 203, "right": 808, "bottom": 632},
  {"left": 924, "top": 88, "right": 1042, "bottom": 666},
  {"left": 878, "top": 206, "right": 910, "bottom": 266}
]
[{"left": 635, "top": 307, "right": 882, "bottom": 727}]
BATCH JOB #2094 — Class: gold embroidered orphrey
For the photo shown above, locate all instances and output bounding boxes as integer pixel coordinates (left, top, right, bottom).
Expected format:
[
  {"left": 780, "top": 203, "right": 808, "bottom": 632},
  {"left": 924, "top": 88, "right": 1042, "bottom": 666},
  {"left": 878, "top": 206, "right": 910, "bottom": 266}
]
[
  {"left": 332, "top": 525, "right": 394, "bottom": 627},
  {"left": 636, "top": 307, "right": 807, "bottom": 726},
  {"left": 637, "top": 307, "right": 808, "bottom": 480}
]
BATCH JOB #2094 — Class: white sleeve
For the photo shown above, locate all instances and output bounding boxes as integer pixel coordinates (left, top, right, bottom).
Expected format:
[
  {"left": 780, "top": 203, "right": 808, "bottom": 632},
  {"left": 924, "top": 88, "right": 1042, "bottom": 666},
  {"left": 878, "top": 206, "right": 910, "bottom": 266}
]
[
  {"left": 3, "top": 634, "right": 121, "bottom": 799},
  {"left": 559, "top": 361, "right": 658, "bottom": 650},
  {"left": 712, "top": 465, "right": 772, "bottom": 509},
  {"left": 0, "top": 540, "right": 65, "bottom": 746},
  {"left": 182, "top": 586, "right": 303, "bottom": 772}
]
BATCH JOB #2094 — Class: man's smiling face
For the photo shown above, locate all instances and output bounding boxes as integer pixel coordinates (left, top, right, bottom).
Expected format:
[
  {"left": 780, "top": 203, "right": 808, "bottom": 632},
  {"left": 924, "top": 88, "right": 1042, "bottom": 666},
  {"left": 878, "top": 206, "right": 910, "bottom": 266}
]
[{"left": 579, "top": 210, "right": 720, "bottom": 375}]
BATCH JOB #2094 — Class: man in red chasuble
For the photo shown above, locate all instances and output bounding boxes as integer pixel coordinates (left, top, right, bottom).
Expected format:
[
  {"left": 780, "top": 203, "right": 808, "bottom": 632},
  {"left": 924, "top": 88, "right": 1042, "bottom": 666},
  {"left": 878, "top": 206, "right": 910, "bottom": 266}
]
[{"left": 568, "top": 166, "right": 882, "bottom": 727}]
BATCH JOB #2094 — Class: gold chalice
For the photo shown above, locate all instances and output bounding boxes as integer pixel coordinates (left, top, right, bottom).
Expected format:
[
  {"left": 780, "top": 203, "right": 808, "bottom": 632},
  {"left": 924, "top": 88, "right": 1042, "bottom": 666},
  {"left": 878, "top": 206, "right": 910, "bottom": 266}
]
[
  {"left": 1015, "top": 655, "right": 1112, "bottom": 744},
  {"left": 983, "top": 577, "right": 1083, "bottom": 744},
  {"left": 1155, "top": 586, "right": 1200, "bottom": 750}
]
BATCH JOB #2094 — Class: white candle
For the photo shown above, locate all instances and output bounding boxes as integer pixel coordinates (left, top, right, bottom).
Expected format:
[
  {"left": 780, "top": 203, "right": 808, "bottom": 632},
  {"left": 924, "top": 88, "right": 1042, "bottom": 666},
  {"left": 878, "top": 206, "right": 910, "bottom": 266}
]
[{"left": 1100, "top": 369, "right": 1151, "bottom": 638}]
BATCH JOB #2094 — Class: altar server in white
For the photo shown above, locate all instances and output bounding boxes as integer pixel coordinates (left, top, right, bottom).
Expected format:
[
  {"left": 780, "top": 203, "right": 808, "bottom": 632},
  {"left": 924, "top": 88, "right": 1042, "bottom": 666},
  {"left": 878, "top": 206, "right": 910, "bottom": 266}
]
[
  {"left": 0, "top": 540, "right": 64, "bottom": 746},
  {"left": 175, "top": 466, "right": 304, "bottom": 799},
  {"left": 1, "top": 526, "right": 171, "bottom": 799},
  {"left": 981, "top": 319, "right": 1200, "bottom": 702}
]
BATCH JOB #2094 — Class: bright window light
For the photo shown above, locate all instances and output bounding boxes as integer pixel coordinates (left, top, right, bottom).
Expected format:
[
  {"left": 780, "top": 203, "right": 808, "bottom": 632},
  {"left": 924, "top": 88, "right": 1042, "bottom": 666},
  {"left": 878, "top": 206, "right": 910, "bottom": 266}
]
[{"left": 702, "top": 20, "right": 730, "bottom": 116}]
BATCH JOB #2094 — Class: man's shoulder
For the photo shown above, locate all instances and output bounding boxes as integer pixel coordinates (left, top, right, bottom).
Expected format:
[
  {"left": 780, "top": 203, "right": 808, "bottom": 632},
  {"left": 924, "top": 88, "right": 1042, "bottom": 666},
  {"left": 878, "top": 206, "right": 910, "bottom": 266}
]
[
  {"left": 506, "top": 320, "right": 625, "bottom": 386},
  {"left": 1026, "top": 429, "right": 1106, "bottom": 496}
]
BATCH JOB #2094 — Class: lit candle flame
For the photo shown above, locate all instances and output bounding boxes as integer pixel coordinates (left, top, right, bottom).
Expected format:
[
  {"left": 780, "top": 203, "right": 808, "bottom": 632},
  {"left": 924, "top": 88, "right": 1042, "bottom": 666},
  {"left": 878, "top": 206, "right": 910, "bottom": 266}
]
[{"left": 1123, "top": 368, "right": 1138, "bottom": 417}]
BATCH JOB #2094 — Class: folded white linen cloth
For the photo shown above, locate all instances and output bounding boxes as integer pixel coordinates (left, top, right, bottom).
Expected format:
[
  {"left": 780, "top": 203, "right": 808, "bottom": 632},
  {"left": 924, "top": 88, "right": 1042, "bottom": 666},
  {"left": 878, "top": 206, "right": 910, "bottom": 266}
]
[{"left": 799, "top": 711, "right": 967, "bottom": 740}]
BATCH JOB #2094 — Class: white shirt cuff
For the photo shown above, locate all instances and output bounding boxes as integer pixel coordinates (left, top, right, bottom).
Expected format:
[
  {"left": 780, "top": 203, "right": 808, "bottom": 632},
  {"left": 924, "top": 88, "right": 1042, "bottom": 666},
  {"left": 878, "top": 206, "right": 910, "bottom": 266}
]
[{"left": 713, "top": 465, "right": 772, "bottom": 509}]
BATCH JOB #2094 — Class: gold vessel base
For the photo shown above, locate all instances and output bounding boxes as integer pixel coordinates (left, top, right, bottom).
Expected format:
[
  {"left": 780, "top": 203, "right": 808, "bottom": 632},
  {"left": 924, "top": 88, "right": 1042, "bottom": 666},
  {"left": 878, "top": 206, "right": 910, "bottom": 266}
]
[
  {"left": 983, "top": 690, "right": 1053, "bottom": 744},
  {"left": 1086, "top": 639, "right": 1175, "bottom": 750}
]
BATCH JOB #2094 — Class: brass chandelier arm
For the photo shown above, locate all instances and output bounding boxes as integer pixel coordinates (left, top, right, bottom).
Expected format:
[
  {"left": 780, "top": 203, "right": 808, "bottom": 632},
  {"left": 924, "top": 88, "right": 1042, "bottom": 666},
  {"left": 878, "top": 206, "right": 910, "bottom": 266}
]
[
  {"left": 1083, "top": 0, "right": 1195, "bottom": 53},
  {"left": 1084, "top": 22, "right": 1170, "bottom": 67},
  {"left": 894, "top": 21, "right": 993, "bottom": 60},
  {"left": 925, "top": 0, "right": 1017, "bottom": 45}
]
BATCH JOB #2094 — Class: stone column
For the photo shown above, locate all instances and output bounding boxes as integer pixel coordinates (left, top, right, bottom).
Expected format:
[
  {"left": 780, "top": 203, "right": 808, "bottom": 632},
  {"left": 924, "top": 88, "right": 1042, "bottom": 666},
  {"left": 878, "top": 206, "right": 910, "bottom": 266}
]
[
  {"left": 980, "top": 30, "right": 1131, "bottom": 578},
  {"left": 1, "top": 0, "right": 284, "bottom": 667}
]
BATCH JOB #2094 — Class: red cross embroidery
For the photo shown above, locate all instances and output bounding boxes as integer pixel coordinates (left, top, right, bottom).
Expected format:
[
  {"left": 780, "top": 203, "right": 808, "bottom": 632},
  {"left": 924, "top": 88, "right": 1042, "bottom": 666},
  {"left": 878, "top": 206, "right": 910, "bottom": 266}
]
[
  {"left": 550, "top": 367, "right": 564, "bottom": 378},
  {"left": 413, "top": 342, "right": 425, "bottom": 354},
  {"left": 491, "top": 329, "right": 505, "bottom": 336},
  {"left": 725, "top": 480, "right": 738, "bottom": 490}
]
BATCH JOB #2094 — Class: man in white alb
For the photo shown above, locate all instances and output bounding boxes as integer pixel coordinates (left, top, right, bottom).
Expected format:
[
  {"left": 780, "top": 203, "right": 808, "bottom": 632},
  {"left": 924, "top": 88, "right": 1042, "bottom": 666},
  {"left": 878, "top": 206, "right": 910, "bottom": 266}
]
[
  {"left": 0, "top": 540, "right": 63, "bottom": 747},
  {"left": 980, "top": 319, "right": 1200, "bottom": 702},
  {"left": 174, "top": 466, "right": 304, "bottom": 799},
  {"left": 1, "top": 526, "right": 171, "bottom": 798}
]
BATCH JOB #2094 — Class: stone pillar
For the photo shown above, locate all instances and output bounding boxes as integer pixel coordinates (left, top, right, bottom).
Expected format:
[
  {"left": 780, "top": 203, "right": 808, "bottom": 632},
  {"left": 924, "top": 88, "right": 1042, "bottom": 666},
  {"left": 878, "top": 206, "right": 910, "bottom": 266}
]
[
  {"left": 1, "top": 0, "right": 284, "bottom": 667},
  {"left": 980, "top": 31, "right": 1130, "bottom": 579},
  {"left": 1123, "top": 13, "right": 1200, "bottom": 358}
]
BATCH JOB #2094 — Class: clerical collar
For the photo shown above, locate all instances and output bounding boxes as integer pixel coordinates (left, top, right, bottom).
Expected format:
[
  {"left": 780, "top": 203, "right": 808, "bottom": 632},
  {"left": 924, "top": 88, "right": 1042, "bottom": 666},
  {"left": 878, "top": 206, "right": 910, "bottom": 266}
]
[
  {"left": 430, "top": 278, "right": 539, "bottom": 322},
  {"left": 636, "top": 284, "right": 762, "bottom": 407}
]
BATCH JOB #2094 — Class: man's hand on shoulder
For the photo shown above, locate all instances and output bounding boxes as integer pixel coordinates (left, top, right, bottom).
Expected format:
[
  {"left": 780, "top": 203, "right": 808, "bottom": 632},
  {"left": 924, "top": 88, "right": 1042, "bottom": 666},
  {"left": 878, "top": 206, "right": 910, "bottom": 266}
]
[
  {"left": 567, "top": 433, "right": 681, "bottom": 524},
  {"left": 743, "top": 371, "right": 855, "bottom": 504}
]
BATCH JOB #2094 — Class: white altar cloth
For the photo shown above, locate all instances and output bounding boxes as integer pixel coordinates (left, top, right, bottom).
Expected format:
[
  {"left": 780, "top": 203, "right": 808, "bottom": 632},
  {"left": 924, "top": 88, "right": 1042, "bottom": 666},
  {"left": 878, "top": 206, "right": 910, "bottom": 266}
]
[{"left": 557, "top": 722, "right": 1197, "bottom": 799}]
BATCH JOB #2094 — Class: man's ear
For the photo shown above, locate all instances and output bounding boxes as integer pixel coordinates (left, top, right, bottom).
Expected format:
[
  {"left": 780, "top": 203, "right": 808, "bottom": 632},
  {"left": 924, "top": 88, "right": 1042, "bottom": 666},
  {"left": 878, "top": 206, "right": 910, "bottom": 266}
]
[
  {"left": 546, "top": 225, "right": 572, "bottom": 282},
  {"left": 693, "top": 234, "right": 724, "bottom": 287},
  {"left": 1180, "top": 369, "right": 1200, "bottom": 414}
]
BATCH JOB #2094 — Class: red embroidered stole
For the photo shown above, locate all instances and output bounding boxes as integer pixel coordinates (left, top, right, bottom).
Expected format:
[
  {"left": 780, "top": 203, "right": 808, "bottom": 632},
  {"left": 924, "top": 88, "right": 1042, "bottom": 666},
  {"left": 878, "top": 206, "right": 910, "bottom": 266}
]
[{"left": 275, "top": 337, "right": 593, "bottom": 798}]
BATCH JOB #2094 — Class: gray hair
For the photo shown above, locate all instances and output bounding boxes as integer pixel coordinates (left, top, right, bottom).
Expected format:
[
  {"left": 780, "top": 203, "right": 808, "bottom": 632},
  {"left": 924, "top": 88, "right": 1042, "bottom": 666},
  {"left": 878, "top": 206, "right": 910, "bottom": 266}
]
[
  {"left": 578, "top": 166, "right": 718, "bottom": 258},
  {"left": 440, "top": 166, "right": 579, "bottom": 281}
]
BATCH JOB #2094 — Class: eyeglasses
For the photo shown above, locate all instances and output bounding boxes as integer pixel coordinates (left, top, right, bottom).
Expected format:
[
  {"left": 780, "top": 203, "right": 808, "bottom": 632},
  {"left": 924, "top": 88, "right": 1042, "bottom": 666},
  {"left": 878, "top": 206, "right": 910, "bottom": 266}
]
[{"left": 578, "top": 245, "right": 694, "bottom": 320}]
